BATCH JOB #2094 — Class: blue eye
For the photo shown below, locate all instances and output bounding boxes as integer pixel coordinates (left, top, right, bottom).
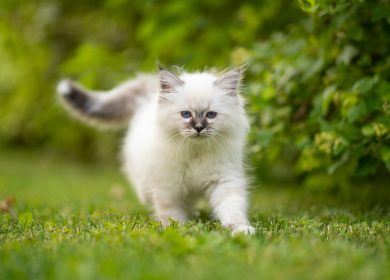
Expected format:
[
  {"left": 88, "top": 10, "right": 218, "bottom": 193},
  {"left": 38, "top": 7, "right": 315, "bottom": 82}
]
[
  {"left": 206, "top": 111, "right": 217, "bottom": 118},
  {"left": 181, "top": 111, "right": 192, "bottom": 118}
]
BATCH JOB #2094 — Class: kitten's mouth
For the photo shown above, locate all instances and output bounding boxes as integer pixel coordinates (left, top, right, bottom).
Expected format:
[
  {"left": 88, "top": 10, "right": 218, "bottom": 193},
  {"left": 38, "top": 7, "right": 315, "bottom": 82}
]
[
  {"left": 182, "top": 130, "right": 213, "bottom": 139},
  {"left": 188, "top": 133, "right": 209, "bottom": 139}
]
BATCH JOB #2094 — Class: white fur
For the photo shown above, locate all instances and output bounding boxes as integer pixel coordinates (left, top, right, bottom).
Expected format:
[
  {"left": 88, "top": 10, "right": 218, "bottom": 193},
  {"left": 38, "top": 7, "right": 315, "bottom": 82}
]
[
  {"left": 121, "top": 71, "right": 255, "bottom": 234},
  {"left": 57, "top": 80, "right": 72, "bottom": 95},
  {"left": 57, "top": 69, "right": 255, "bottom": 235}
]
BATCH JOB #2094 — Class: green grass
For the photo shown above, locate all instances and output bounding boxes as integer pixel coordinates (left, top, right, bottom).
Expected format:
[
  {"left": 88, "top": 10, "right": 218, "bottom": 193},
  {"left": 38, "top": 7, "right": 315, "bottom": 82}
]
[{"left": 0, "top": 150, "right": 389, "bottom": 280}]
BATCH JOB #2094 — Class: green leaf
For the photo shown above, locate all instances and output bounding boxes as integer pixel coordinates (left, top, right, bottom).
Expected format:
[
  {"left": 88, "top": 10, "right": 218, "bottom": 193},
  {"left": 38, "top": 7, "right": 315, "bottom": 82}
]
[
  {"left": 380, "top": 146, "right": 390, "bottom": 171},
  {"left": 361, "top": 125, "right": 375, "bottom": 136},
  {"left": 352, "top": 76, "right": 379, "bottom": 95}
]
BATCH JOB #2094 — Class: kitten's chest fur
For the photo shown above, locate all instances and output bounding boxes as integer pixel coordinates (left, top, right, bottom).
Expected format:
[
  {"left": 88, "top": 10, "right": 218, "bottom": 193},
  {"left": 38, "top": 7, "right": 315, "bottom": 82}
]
[{"left": 165, "top": 142, "right": 223, "bottom": 190}]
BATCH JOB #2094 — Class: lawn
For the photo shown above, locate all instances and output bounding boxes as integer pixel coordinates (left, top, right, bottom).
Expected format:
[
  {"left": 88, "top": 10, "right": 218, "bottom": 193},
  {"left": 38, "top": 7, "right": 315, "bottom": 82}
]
[{"left": 0, "top": 150, "right": 389, "bottom": 280}]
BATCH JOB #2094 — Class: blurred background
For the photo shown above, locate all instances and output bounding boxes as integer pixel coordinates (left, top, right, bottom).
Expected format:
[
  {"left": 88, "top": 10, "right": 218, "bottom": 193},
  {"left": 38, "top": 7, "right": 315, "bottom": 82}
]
[{"left": 1, "top": 0, "right": 389, "bottom": 187}]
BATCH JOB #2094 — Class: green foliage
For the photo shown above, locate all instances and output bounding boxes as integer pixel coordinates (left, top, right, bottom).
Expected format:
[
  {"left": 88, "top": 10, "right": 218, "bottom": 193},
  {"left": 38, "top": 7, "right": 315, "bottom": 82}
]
[
  {"left": 243, "top": 0, "right": 390, "bottom": 182},
  {"left": 1, "top": 152, "right": 389, "bottom": 280},
  {"left": 0, "top": 0, "right": 299, "bottom": 161},
  {"left": 0, "top": 0, "right": 389, "bottom": 181}
]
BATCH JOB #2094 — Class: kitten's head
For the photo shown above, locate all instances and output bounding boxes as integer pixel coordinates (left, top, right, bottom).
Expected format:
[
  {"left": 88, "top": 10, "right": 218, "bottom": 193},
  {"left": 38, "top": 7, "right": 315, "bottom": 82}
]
[{"left": 157, "top": 66, "right": 248, "bottom": 140}]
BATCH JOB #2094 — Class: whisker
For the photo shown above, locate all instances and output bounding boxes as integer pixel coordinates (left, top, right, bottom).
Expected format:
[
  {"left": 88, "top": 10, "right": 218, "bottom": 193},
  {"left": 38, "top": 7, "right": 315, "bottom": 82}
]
[
  {"left": 206, "top": 137, "right": 213, "bottom": 164},
  {"left": 212, "top": 134, "right": 231, "bottom": 159}
]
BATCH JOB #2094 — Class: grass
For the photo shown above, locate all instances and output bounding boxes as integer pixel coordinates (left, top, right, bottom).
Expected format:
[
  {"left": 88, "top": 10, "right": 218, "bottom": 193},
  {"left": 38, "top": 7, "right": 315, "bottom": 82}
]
[{"left": 0, "top": 150, "right": 389, "bottom": 280}]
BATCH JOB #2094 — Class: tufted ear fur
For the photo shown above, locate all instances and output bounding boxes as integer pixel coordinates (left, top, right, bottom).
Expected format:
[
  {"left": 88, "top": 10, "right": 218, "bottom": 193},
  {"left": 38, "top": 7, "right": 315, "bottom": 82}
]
[
  {"left": 214, "top": 67, "right": 245, "bottom": 96},
  {"left": 158, "top": 64, "right": 184, "bottom": 93}
]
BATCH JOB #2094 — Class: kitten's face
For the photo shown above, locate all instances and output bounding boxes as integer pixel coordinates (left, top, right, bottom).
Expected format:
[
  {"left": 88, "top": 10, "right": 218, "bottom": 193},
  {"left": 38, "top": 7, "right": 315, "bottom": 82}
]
[
  {"left": 177, "top": 109, "right": 218, "bottom": 138},
  {"left": 157, "top": 68, "right": 246, "bottom": 139}
]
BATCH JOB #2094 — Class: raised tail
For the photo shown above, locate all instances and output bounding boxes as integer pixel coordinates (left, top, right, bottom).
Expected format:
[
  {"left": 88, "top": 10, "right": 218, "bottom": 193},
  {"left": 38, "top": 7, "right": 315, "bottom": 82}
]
[{"left": 57, "top": 75, "right": 158, "bottom": 129}]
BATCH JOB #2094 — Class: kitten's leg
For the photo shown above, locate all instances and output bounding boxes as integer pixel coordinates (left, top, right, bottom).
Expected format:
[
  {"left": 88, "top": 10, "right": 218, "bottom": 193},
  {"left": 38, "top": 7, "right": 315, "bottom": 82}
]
[
  {"left": 152, "top": 191, "right": 187, "bottom": 227},
  {"left": 209, "top": 178, "right": 255, "bottom": 235}
]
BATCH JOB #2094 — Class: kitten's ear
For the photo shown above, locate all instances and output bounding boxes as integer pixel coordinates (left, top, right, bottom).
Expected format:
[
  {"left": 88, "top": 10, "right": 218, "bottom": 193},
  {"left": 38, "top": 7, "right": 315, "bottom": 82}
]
[
  {"left": 214, "top": 66, "right": 245, "bottom": 96},
  {"left": 158, "top": 64, "right": 184, "bottom": 93}
]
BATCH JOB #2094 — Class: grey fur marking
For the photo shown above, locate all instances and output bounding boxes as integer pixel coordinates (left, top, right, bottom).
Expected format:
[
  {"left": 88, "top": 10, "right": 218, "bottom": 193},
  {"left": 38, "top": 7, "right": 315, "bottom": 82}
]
[
  {"left": 158, "top": 66, "right": 184, "bottom": 93},
  {"left": 57, "top": 76, "right": 158, "bottom": 129},
  {"left": 214, "top": 67, "right": 244, "bottom": 96}
]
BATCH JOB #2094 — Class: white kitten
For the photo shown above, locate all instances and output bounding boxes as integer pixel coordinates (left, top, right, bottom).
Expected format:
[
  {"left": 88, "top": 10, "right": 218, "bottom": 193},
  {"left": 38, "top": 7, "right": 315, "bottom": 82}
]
[{"left": 57, "top": 66, "right": 255, "bottom": 235}]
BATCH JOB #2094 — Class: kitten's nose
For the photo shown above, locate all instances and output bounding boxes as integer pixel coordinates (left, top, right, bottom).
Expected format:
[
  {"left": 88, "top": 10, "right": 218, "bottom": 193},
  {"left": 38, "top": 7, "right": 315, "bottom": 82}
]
[{"left": 194, "top": 126, "right": 205, "bottom": 133}]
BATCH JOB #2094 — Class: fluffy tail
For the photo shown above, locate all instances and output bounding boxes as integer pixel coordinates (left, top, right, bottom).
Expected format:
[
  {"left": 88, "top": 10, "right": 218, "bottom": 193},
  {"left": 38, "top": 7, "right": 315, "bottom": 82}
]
[{"left": 56, "top": 75, "right": 158, "bottom": 129}]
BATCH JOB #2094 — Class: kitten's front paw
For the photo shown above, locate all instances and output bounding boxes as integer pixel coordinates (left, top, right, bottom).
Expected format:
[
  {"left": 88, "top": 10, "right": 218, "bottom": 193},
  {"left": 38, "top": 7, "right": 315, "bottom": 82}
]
[{"left": 231, "top": 225, "right": 256, "bottom": 235}]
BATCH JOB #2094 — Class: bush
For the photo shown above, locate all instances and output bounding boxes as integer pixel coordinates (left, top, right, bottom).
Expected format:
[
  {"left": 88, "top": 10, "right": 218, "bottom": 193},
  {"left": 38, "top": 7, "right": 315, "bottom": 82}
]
[
  {"left": 242, "top": 0, "right": 390, "bottom": 183},
  {"left": 0, "top": 0, "right": 388, "bottom": 182},
  {"left": 0, "top": 0, "right": 299, "bottom": 160}
]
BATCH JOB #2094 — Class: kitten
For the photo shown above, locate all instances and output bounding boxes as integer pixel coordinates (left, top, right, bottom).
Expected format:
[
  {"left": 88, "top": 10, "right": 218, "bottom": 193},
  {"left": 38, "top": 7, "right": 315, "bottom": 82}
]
[{"left": 57, "top": 66, "right": 255, "bottom": 235}]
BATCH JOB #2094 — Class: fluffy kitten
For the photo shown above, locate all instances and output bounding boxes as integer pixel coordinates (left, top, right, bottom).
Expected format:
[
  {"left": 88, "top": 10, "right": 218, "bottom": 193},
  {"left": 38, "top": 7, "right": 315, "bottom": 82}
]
[{"left": 57, "top": 66, "right": 255, "bottom": 235}]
